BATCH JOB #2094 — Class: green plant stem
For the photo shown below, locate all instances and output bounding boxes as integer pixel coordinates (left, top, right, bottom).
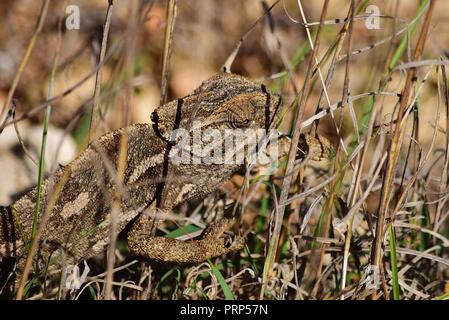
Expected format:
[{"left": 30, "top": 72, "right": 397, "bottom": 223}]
[{"left": 389, "top": 223, "right": 400, "bottom": 299}]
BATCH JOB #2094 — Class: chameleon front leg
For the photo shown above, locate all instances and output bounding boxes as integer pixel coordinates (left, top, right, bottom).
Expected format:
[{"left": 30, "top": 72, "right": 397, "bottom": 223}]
[{"left": 127, "top": 216, "right": 245, "bottom": 264}]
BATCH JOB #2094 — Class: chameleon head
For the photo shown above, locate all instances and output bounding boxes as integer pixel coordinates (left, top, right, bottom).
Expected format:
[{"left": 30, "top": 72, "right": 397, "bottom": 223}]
[
  {"left": 152, "top": 72, "right": 282, "bottom": 137},
  {"left": 188, "top": 73, "right": 282, "bottom": 132}
]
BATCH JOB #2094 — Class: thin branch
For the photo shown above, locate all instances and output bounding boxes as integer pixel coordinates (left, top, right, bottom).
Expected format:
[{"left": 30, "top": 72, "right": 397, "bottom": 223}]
[
  {"left": 159, "top": 0, "right": 178, "bottom": 106},
  {"left": 88, "top": 0, "right": 114, "bottom": 142}
]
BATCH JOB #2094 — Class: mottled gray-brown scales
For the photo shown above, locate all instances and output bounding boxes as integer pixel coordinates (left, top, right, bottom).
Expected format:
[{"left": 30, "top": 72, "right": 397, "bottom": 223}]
[{"left": 0, "top": 72, "right": 331, "bottom": 294}]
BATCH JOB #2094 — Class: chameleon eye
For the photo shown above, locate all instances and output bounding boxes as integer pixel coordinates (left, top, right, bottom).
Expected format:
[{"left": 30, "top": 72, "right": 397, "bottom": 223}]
[
  {"left": 250, "top": 97, "right": 266, "bottom": 109},
  {"left": 235, "top": 118, "right": 251, "bottom": 128},
  {"left": 228, "top": 112, "right": 252, "bottom": 128}
]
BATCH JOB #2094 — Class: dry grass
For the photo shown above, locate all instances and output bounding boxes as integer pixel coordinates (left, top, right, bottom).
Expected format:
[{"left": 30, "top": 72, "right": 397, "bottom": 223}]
[{"left": 0, "top": 0, "right": 448, "bottom": 300}]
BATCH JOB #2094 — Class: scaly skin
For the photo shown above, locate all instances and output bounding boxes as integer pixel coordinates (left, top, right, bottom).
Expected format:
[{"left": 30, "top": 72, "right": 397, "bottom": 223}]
[
  {"left": 0, "top": 73, "right": 282, "bottom": 292},
  {"left": 0, "top": 72, "right": 332, "bottom": 295}
]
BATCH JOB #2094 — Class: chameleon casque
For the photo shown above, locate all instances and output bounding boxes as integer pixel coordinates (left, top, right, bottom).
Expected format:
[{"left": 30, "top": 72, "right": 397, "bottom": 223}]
[{"left": 0, "top": 72, "right": 330, "bottom": 294}]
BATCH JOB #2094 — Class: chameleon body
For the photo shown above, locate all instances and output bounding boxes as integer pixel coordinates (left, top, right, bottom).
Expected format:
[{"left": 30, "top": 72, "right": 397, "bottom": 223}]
[
  {"left": 0, "top": 73, "right": 283, "bottom": 290},
  {"left": 0, "top": 72, "right": 331, "bottom": 293}
]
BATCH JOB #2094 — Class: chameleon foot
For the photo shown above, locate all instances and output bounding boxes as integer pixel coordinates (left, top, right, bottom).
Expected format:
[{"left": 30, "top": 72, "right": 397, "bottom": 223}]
[{"left": 128, "top": 218, "right": 245, "bottom": 264}]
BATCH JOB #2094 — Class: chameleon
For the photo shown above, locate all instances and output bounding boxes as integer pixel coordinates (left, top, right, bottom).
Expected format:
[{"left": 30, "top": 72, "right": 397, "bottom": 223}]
[{"left": 0, "top": 72, "right": 331, "bottom": 294}]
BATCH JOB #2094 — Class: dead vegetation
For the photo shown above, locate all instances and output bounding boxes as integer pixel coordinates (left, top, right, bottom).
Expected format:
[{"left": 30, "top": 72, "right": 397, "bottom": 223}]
[{"left": 0, "top": 0, "right": 448, "bottom": 300}]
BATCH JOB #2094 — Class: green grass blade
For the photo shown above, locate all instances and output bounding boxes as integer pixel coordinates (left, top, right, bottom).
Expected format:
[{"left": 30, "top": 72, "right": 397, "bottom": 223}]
[
  {"left": 388, "top": 0, "right": 429, "bottom": 70},
  {"left": 208, "top": 259, "right": 235, "bottom": 300},
  {"left": 165, "top": 224, "right": 201, "bottom": 239},
  {"left": 389, "top": 223, "right": 400, "bottom": 300},
  {"left": 31, "top": 51, "right": 58, "bottom": 241},
  {"left": 435, "top": 291, "right": 449, "bottom": 300}
]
